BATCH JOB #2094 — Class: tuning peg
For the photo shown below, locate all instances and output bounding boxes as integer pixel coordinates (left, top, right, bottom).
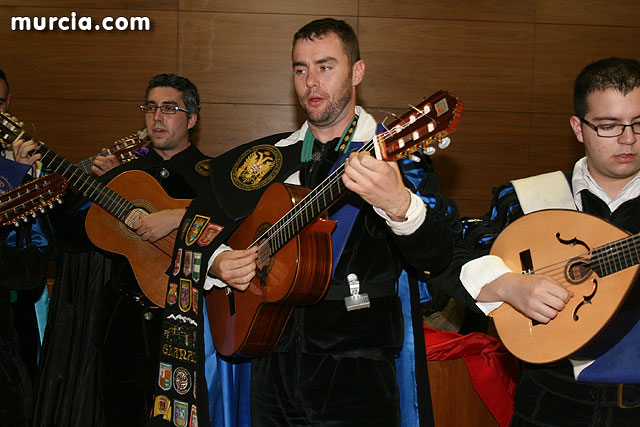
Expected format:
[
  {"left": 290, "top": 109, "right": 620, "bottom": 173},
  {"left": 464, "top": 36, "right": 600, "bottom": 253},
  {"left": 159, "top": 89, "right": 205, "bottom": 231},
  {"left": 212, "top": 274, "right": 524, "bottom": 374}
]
[
  {"left": 409, "top": 154, "right": 421, "bottom": 163},
  {"left": 425, "top": 146, "right": 437, "bottom": 156},
  {"left": 437, "top": 137, "right": 451, "bottom": 150},
  {"left": 57, "top": 198, "right": 63, "bottom": 204}
]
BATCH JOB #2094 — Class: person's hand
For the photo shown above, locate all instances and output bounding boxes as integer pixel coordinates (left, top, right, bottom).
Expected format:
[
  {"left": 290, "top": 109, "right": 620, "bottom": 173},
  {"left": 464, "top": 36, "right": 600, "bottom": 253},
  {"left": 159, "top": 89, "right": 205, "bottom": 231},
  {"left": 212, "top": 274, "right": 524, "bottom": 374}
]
[
  {"left": 132, "top": 208, "right": 185, "bottom": 242},
  {"left": 12, "top": 138, "right": 41, "bottom": 166},
  {"left": 91, "top": 150, "right": 121, "bottom": 176},
  {"left": 479, "top": 272, "right": 573, "bottom": 324},
  {"left": 209, "top": 246, "right": 259, "bottom": 291},
  {"left": 342, "top": 151, "right": 411, "bottom": 221}
]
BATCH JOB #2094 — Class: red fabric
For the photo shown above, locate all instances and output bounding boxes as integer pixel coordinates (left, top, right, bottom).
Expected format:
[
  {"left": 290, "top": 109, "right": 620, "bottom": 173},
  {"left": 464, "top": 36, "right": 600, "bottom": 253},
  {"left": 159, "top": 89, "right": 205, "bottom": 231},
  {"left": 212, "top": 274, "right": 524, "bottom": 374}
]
[{"left": 424, "top": 324, "right": 520, "bottom": 427}]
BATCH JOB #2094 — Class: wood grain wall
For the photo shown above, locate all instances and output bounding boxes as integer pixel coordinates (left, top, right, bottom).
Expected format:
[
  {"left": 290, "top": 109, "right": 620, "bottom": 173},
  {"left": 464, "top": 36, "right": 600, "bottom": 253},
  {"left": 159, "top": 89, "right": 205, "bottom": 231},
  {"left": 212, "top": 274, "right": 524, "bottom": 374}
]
[{"left": 1, "top": 1, "right": 639, "bottom": 216}]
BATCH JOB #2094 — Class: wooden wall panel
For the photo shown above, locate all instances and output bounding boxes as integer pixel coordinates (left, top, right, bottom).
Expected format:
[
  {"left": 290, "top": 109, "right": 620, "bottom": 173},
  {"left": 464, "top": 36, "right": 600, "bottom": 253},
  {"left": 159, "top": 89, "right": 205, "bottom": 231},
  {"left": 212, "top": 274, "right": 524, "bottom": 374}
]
[
  {"left": 195, "top": 103, "right": 302, "bottom": 157},
  {"left": 1, "top": 7, "right": 178, "bottom": 100},
  {"left": 361, "top": 0, "right": 534, "bottom": 22},
  {"left": 0, "top": 1, "right": 176, "bottom": 8},
  {"left": 529, "top": 113, "right": 585, "bottom": 175},
  {"left": 179, "top": 0, "right": 356, "bottom": 15},
  {"left": 536, "top": 0, "right": 640, "bottom": 26},
  {"left": 358, "top": 18, "right": 535, "bottom": 113},
  {"left": 179, "top": 13, "right": 357, "bottom": 106},
  {"left": 532, "top": 24, "right": 640, "bottom": 114},
  {"left": 10, "top": 99, "right": 146, "bottom": 162}
]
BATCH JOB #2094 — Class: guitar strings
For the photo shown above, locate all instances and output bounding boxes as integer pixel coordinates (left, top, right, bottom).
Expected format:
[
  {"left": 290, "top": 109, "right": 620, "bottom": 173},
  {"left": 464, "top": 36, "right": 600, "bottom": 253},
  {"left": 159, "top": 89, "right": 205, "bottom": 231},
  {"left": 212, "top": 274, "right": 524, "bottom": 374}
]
[{"left": 520, "top": 233, "right": 640, "bottom": 284}]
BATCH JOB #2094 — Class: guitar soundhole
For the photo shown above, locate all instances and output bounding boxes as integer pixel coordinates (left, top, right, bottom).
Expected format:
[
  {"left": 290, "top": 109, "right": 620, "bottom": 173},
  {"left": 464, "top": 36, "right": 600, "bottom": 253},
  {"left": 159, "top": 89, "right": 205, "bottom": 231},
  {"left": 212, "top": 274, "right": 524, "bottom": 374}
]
[
  {"left": 565, "top": 257, "right": 592, "bottom": 285},
  {"left": 117, "top": 202, "right": 155, "bottom": 239}
]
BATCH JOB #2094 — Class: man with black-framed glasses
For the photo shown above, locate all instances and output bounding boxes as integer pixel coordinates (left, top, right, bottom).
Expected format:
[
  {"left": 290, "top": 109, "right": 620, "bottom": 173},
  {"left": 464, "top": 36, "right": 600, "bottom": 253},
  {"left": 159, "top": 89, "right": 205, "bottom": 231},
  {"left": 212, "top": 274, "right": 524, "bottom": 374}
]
[
  {"left": 35, "top": 73, "right": 211, "bottom": 427},
  {"left": 429, "top": 56, "right": 640, "bottom": 426}
]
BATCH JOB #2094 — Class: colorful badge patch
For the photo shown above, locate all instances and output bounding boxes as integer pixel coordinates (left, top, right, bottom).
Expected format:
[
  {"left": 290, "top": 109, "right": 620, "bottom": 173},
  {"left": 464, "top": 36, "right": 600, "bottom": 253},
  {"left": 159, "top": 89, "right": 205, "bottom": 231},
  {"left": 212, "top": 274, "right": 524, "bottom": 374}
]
[
  {"left": 195, "top": 159, "right": 210, "bottom": 176},
  {"left": 230, "top": 144, "right": 283, "bottom": 191},
  {"left": 174, "top": 400, "right": 188, "bottom": 427},
  {"left": 190, "top": 404, "right": 198, "bottom": 427},
  {"left": 173, "top": 249, "right": 183, "bottom": 276},
  {"left": 179, "top": 279, "right": 192, "bottom": 313},
  {"left": 153, "top": 395, "right": 171, "bottom": 421},
  {"left": 196, "top": 223, "right": 223, "bottom": 247},
  {"left": 158, "top": 362, "right": 172, "bottom": 391},
  {"left": 167, "top": 283, "right": 178, "bottom": 306},
  {"left": 192, "top": 253, "right": 201, "bottom": 282},
  {"left": 192, "top": 288, "right": 199, "bottom": 316},
  {"left": 185, "top": 215, "right": 210, "bottom": 246},
  {"left": 183, "top": 251, "right": 193, "bottom": 276},
  {"left": 180, "top": 217, "right": 192, "bottom": 241},
  {"left": 173, "top": 367, "right": 192, "bottom": 395}
]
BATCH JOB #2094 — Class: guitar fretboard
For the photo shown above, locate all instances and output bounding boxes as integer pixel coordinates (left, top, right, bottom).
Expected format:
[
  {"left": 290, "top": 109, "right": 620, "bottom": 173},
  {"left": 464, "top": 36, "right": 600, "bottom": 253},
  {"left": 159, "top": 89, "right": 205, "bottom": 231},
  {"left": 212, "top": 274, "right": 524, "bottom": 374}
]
[
  {"left": 75, "top": 151, "right": 109, "bottom": 175},
  {"left": 37, "top": 144, "right": 134, "bottom": 221},
  {"left": 258, "top": 140, "right": 375, "bottom": 255},
  {"left": 592, "top": 234, "right": 640, "bottom": 277}
]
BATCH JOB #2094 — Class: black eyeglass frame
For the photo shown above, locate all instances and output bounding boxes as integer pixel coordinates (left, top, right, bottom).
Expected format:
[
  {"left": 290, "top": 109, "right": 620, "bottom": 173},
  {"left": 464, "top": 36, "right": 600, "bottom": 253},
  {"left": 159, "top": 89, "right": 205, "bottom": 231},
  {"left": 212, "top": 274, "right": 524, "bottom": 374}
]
[
  {"left": 580, "top": 117, "right": 640, "bottom": 138},
  {"left": 140, "top": 104, "right": 190, "bottom": 115}
]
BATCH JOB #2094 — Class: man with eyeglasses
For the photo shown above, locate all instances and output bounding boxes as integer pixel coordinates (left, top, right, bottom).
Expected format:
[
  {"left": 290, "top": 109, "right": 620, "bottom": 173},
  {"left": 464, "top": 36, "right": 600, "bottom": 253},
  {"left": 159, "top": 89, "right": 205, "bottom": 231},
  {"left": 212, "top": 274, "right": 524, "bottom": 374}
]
[
  {"left": 429, "top": 57, "right": 640, "bottom": 425},
  {"left": 36, "top": 73, "right": 210, "bottom": 427}
]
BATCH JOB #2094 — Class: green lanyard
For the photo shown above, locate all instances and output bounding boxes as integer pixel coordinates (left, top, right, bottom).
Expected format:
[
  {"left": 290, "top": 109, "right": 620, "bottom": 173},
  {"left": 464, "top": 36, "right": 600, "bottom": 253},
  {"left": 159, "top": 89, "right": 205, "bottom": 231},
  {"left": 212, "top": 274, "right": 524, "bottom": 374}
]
[{"left": 300, "top": 114, "right": 359, "bottom": 162}]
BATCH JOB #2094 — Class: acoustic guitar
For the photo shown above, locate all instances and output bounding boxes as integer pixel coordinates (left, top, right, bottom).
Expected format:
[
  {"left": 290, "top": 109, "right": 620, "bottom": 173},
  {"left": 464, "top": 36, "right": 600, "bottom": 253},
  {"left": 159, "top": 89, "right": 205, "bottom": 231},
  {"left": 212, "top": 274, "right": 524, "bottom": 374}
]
[
  {"left": 0, "top": 112, "right": 186, "bottom": 307},
  {"left": 490, "top": 209, "right": 640, "bottom": 364},
  {"left": 207, "top": 90, "right": 464, "bottom": 357},
  {"left": 0, "top": 174, "right": 68, "bottom": 227}
]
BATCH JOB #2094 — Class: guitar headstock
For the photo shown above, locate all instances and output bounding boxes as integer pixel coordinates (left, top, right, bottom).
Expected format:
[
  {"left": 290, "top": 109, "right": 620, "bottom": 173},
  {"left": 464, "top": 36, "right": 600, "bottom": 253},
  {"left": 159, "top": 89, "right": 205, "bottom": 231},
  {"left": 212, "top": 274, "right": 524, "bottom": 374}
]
[
  {"left": 109, "top": 128, "right": 151, "bottom": 163},
  {"left": 0, "top": 174, "right": 68, "bottom": 227},
  {"left": 0, "top": 112, "right": 27, "bottom": 146},
  {"left": 374, "top": 90, "right": 463, "bottom": 161}
]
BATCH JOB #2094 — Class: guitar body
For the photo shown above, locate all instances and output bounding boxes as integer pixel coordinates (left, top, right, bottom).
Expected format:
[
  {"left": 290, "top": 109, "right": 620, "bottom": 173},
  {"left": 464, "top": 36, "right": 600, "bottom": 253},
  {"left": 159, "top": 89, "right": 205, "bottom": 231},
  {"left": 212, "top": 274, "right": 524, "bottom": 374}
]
[
  {"left": 85, "top": 170, "right": 191, "bottom": 307},
  {"left": 206, "top": 182, "right": 335, "bottom": 357},
  {"left": 491, "top": 209, "right": 639, "bottom": 363}
]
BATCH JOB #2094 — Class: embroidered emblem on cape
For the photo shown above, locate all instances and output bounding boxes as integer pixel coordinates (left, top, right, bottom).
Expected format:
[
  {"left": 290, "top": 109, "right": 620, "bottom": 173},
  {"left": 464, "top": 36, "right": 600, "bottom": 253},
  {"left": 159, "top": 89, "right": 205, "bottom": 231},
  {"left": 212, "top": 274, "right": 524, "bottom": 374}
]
[
  {"left": 173, "top": 400, "right": 188, "bottom": 427},
  {"left": 190, "top": 404, "right": 198, "bottom": 427},
  {"left": 158, "top": 362, "right": 172, "bottom": 391},
  {"left": 173, "top": 248, "right": 183, "bottom": 276},
  {"left": 153, "top": 395, "right": 172, "bottom": 420},
  {"left": 0, "top": 176, "right": 11, "bottom": 193},
  {"left": 179, "top": 279, "right": 192, "bottom": 312},
  {"left": 196, "top": 223, "right": 223, "bottom": 247},
  {"left": 167, "top": 283, "right": 178, "bottom": 306},
  {"left": 195, "top": 159, "right": 210, "bottom": 176},
  {"left": 231, "top": 144, "right": 283, "bottom": 191},
  {"left": 183, "top": 251, "right": 193, "bottom": 276},
  {"left": 185, "top": 215, "right": 210, "bottom": 246},
  {"left": 180, "top": 218, "right": 192, "bottom": 241},
  {"left": 173, "top": 367, "right": 192, "bottom": 395},
  {"left": 192, "top": 253, "right": 201, "bottom": 282},
  {"left": 192, "top": 288, "right": 199, "bottom": 316}
]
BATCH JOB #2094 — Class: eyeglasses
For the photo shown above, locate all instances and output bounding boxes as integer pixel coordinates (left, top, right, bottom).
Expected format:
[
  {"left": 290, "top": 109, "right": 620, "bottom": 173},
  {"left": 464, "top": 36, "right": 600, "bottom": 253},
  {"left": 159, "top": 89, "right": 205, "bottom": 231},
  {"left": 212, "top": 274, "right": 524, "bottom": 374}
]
[
  {"left": 580, "top": 117, "right": 640, "bottom": 137},
  {"left": 140, "top": 104, "right": 189, "bottom": 115}
]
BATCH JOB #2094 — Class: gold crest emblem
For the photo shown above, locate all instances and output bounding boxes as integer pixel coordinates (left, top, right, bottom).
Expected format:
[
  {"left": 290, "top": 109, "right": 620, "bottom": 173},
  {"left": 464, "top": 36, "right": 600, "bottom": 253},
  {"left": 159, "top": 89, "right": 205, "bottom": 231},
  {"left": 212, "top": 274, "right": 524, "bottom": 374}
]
[
  {"left": 195, "top": 159, "right": 210, "bottom": 176},
  {"left": 230, "top": 144, "right": 282, "bottom": 191}
]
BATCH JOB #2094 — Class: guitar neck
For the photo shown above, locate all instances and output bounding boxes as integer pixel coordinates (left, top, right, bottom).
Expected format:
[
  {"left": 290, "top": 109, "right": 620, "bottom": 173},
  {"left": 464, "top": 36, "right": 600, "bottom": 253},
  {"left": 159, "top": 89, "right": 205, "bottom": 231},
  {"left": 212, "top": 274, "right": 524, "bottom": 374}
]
[
  {"left": 75, "top": 151, "right": 108, "bottom": 174},
  {"left": 260, "top": 140, "right": 374, "bottom": 255},
  {"left": 593, "top": 233, "right": 640, "bottom": 277},
  {"left": 37, "top": 144, "right": 134, "bottom": 221}
]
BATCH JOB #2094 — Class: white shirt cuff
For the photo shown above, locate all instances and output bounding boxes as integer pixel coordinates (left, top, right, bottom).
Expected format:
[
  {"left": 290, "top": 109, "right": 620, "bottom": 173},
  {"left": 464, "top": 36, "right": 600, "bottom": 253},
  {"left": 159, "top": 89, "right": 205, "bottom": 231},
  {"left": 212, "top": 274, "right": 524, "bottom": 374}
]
[
  {"left": 460, "top": 255, "right": 512, "bottom": 315},
  {"left": 203, "top": 244, "right": 232, "bottom": 290},
  {"left": 373, "top": 190, "right": 426, "bottom": 236}
]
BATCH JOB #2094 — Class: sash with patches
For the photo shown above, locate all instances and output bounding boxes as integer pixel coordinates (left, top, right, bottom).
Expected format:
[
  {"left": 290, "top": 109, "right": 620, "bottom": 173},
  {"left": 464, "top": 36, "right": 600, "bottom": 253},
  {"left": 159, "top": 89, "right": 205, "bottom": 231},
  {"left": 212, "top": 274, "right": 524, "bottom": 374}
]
[
  {"left": 0, "top": 155, "right": 31, "bottom": 194},
  {"left": 149, "top": 133, "right": 301, "bottom": 427}
]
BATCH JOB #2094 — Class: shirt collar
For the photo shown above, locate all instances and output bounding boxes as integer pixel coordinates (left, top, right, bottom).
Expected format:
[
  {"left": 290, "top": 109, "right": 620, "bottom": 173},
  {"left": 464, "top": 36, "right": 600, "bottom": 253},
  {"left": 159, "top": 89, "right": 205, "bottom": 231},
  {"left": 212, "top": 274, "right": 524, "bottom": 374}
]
[{"left": 572, "top": 156, "right": 640, "bottom": 211}]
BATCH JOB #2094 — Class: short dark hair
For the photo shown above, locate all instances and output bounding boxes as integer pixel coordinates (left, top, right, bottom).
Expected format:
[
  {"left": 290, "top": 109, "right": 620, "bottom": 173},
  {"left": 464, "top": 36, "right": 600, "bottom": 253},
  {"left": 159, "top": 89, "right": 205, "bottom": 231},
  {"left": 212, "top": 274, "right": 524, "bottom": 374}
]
[
  {"left": 574, "top": 57, "right": 640, "bottom": 117},
  {"left": 144, "top": 73, "right": 200, "bottom": 115},
  {"left": 0, "top": 68, "right": 8, "bottom": 93},
  {"left": 293, "top": 18, "right": 360, "bottom": 65}
]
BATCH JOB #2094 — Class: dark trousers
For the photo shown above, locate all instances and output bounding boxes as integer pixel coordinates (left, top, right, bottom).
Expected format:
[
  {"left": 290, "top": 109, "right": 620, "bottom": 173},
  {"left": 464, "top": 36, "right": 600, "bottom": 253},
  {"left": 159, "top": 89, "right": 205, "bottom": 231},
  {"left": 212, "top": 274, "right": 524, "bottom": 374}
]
[
  {"left": 511, "top": 367, "right": 640, "bottom": 426},
  {"left": 251, "top": 348, "right": 400, "bottom": 427}
]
